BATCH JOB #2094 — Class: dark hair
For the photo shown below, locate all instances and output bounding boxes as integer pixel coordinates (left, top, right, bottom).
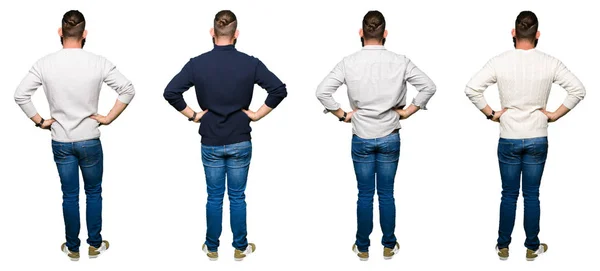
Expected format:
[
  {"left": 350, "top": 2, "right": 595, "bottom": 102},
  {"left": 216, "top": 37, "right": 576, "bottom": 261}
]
[
  {"left": 214, "top": 10, "right": 237, "bottom": 37},
  {"left": 515, "top": 11, "right": 538, "bottom": 42},
  {"left": 61, "top": 10, "right": 85, "bottom": 38},
  {"left": 362, "top": 10, "right": 385, "bottom": 40}
]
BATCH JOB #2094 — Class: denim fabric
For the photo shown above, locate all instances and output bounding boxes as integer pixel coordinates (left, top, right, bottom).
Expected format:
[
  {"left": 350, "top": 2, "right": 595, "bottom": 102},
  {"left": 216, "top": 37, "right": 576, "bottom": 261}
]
[
  {"left": 351, "top": 132, "right": 400, "bottom": 252},
  {"left": 201, "top": 141, "right": 252, "bottom": 251},
  {"left": 497, "top": 137, "right": 548, "bottom": 250},
  {"left": 52, "top": 139, "right": 103, "bottom": 252}
]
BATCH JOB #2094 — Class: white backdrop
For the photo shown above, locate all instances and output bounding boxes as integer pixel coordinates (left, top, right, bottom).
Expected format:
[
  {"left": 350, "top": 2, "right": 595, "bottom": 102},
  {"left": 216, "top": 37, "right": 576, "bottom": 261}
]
[{"left": 0, "top": 0, "right": 598, "bottom": 270}]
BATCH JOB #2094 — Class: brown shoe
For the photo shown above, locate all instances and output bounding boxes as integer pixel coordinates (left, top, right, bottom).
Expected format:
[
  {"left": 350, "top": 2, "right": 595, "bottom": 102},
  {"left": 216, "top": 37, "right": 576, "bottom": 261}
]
[
  {"left": 88, "top": 240, "right": 110, "bottom": 259},
  {"left": 526, "top": 243, "right": 548, "bottom": 261},
  {"left": 61, "top": 243, "right": 80, "bottom": 261},
  {"left": 202, "top": 244, "right": 219, "bottom": 261},
  {"left": 352, "top": 244, "right": 369, "bottom": 261},
  {"left": 383, "top": 242, "right": 400, "bottom": 260},
  {"left": 234, "top": 243, "right": 256, "bottom": 261},
  {"left": 496, "top": 246, "right": 509, "bottom": 260}
]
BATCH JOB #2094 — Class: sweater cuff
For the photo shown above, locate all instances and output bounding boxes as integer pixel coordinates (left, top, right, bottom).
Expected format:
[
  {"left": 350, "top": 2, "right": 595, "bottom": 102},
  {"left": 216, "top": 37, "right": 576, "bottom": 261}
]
[
  {"left": 117, "top": 93, "right": 135, "bottom": 105},
  {"left": 265, "top": 95, "right": 284, "bottom": 109},
  {"left": 19, "top": 101, "right": 38, "bottom": 118},
  {"left": 169, "top": 99, "right": 187, "bottom": 112},
  {"left": 562, "top": 97, "right": 581, "bottom": 110}
]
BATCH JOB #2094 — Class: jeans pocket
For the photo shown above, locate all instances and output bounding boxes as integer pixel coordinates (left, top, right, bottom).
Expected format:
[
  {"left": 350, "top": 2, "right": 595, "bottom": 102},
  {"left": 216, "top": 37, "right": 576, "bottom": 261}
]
[
  {"left": 529, "top": 142, "right": 548, "bottom": 163},
  {"left": 81, "top": 143, "right": 103, "bottom": 167},
  {"left": 497, "top": 142, "right": 518, "bottom": 164}
]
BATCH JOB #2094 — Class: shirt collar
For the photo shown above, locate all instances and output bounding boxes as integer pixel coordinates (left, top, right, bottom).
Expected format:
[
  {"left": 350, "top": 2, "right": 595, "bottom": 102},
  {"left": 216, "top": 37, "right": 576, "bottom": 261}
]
[
  {"left": 213, "top": 44, "right": 236, "bottom": 51},
  {"left": 362, "top": 45, "right": 386, "bottom": 50}
]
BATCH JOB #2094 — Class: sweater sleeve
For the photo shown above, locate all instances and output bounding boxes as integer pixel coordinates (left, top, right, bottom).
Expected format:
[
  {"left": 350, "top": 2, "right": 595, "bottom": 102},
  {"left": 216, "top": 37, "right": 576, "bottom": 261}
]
[
  {"left": 164, "top": 60, "right": 195, "bottom": 111},
  {"left": 405, "top": 58, "right": 437, "bottom": 110},
  {"left": 315, "top": 60, "right": 345, "bottom": 112},
  {"left": 254, "top": 59, "right": 287, "bottom": 109},
  {"left": 14, "top": 62, "right": 43, "bottom": 118},
  {"left": 103, "top": 58, "right": 136, "bottom": 104},
  {"left": 465, "top": 59, "right": 497, "bottom": 110},
  {"left": 554, "top": 60, "right": 586, "bottom": 109}
]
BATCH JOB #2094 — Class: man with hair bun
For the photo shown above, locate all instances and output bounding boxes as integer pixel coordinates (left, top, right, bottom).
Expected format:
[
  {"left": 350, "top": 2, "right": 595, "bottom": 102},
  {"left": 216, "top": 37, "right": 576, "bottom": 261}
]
[
  {"left": 316, "top": 10, "right": 437, "bottom": 261},
  {"left": 163, "top": 10, "right": 287, "bottom": 261},
  {"left": 465, "top": 10, "right": 586, "bottom": 261},
  {"left": 14, "top": 10, "right": 136, "bottom": 261}
]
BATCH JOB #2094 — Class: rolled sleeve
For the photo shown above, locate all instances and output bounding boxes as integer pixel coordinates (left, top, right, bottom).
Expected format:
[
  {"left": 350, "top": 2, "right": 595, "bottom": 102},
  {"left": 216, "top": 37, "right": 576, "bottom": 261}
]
[
  {"left": 405, "top": 59, "right": 436, "bottom": 110},
  {"left": 316, "top": 60, "right": 345, "bottom": 112}
]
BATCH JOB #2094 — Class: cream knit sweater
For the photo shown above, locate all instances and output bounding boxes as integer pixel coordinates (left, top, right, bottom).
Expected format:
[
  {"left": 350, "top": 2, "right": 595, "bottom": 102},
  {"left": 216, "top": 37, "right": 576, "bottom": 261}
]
[{"left": 465, "top": 49, "right": 586, "bottom": 139}]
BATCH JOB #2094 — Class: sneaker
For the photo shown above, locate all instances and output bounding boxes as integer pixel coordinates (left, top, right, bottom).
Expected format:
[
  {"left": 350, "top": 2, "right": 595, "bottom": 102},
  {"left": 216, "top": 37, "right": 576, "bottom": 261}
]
[
  {"left": 526, "top": 243, "right": 548, "bottom": 261},
  {"left": 352, "top": 244, "right": 369, "bottom": 261},
  {"left": 496, "top": 246, "right": 509, "bottom": 261},
  {"left": 202, "top": 244, "right": 218, "bottom": 261},
  {"left": 88, "top": 240, "right": 110, "bottom": 259},
  {"left": 234, "top": 243, "right": 256, "bottom": 261},
  {"left": 61, "top": 243, "right": 80, "bottom": 261},
  {"left": 383, "top": 242, "right": 400, "bottom": 260}
]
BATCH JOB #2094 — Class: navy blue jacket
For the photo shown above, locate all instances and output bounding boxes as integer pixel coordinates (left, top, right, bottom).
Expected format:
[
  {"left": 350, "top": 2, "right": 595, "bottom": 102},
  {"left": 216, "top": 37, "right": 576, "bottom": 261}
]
[{"left": 164, "top": 45, "right": 287, "bottom": 146}]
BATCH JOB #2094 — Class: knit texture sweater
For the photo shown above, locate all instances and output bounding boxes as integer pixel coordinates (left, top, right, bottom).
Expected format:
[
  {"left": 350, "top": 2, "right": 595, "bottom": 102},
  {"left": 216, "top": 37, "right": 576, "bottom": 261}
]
[{"left": 465, "top": 49, "right": 586, "bottom": 139}]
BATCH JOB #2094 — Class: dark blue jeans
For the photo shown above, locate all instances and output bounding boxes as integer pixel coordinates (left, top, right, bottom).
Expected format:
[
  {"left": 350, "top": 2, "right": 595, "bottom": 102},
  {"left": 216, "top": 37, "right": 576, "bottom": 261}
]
[
  {"left": 497, "top": 137, "right": 548, "bottom": 250},
  {"left": 201, "top": 141, "right": 252, "bottom": 251},
  {"left": 52, "top": 139, "right": 103, "bottom": 252},
  {"left": 351, "top": 132, "right": 400, "bottom": 252}
]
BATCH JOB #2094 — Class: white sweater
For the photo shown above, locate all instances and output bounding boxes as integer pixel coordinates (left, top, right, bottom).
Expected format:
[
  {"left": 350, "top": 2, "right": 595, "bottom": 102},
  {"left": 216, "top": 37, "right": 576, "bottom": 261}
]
[
  {"left": 465, "top": 49, "right": 586, "bottom": 139},
  {"left": 14, "top": 49, "right": 135, "bottom": 142}
]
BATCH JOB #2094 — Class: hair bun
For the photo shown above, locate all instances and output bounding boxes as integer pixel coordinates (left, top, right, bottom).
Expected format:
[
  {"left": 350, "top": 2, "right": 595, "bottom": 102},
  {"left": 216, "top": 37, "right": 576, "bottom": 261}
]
[{"left": 218, "top": 18, "right": 228, "bottom": 27}]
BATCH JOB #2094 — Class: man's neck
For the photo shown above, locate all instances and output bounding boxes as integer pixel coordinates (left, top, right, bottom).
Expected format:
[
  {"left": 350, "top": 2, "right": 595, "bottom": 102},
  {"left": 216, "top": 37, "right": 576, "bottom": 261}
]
[
  {"left": 515, "top": 40, "right": 535, "bottom": 50},
  {"left": 214, "top": 38, "right": 234, "bottom": 46},
  {"left": 363, "top": 39, "right": 383, "bottom": 46},
  {"left": 62, "top": 39, "right": 82, "bottom": 49}
]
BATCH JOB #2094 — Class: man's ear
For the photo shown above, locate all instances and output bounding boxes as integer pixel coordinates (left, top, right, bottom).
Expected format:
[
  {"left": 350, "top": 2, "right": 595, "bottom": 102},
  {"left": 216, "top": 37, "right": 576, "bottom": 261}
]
[
  {"left": 58, "top": 28, "right": 63, "bottom": 37},
  {"left": 535, "top": 31, "right": 540, "bottom": 39},
  {"left": 383, "top": 30, "right": 388, "bottom": 39},
  {"left": 359, "top": 28, "right": 363, "bottom": 38},
  {"left": 210, "top": 28, "right": 215, "bottom": 38},
  {"left": 82, "top": 30, "right": 88, "bottom": 39},
  {"left": 511, "top": 28, "right": 516, "bottom": 37},
  {"left": 234, "top": 29, "right": 239, "bottom": 39}
]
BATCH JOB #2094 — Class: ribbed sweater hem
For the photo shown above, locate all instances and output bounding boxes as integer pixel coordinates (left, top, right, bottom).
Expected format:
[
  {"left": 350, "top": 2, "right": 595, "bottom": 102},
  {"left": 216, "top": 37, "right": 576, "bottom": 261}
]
[
  {"left": 200, "top": 133, "right": 252, "bottom": 146},
  {"left": 499, "top": 129, "right": 548, "bottom": 139}
]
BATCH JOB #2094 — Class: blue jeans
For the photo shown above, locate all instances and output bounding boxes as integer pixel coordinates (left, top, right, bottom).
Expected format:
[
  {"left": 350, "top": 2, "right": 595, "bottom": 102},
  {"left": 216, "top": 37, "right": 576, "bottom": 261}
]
[
  {"left": 51, "top": 139, "right": 104, "bottom": 252},
  {"left": 201, "top": 141, "right": 252, "bottom": 251},
  {"left": 497, "top": 137, "right": 548, "bottom": 250},
  {"left": 351, "top": 132, "right": 400, "bottom": 252}
]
